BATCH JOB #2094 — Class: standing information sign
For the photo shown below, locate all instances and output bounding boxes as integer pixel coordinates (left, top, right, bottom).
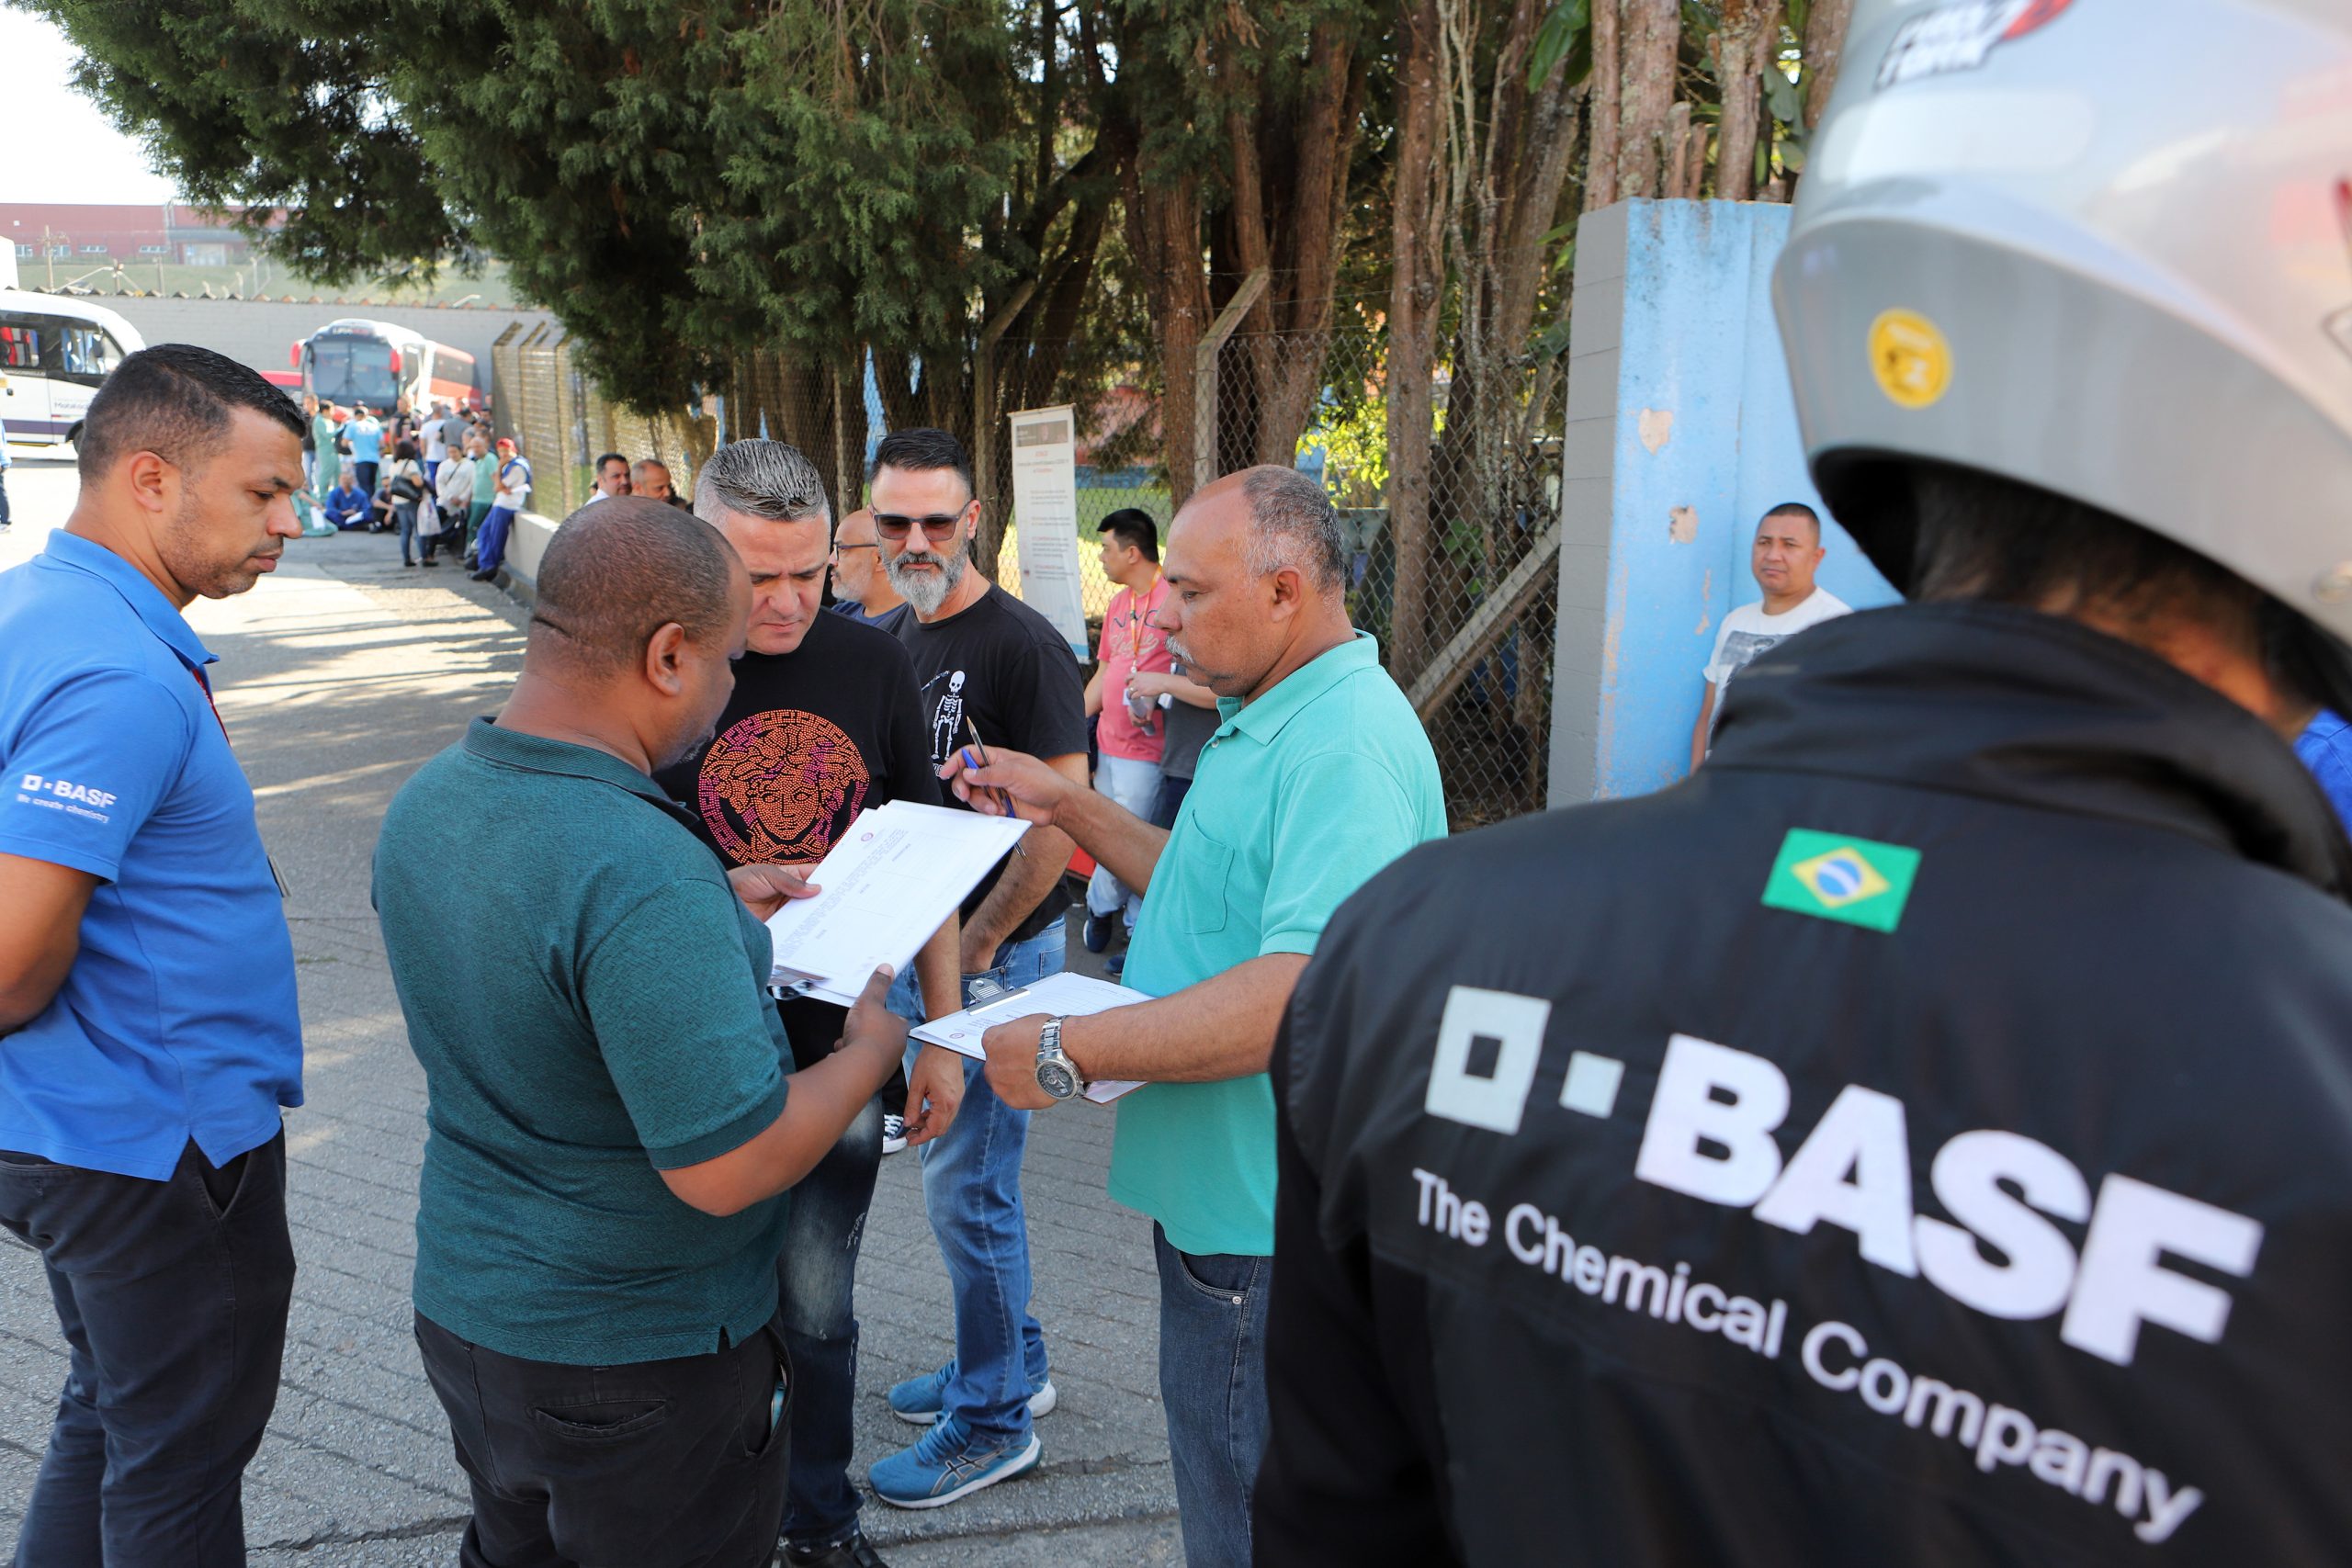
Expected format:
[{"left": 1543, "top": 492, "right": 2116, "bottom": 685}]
[{"left": 1006, "top": 404, "right": 1090, "bottom": 661}]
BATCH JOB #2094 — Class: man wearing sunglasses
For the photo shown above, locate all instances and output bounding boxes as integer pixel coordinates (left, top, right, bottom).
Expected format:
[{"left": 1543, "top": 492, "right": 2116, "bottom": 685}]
[{"left": 865, "top": 428, "right": 1089, "bottom": 1511}]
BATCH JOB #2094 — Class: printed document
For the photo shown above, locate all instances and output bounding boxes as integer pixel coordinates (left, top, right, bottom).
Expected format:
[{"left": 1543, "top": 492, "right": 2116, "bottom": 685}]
[
  {"left": 763, "top": 800, "right": 1029, "bottom": 1007},
  {"left": 911, "top": 970, "right": 1150, "bottom": 1103}
]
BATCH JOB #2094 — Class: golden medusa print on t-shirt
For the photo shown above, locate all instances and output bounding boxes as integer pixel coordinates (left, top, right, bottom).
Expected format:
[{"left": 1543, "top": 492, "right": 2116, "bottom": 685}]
[{"left": 696, "top": 708, "right": 872, "bottom": 864}]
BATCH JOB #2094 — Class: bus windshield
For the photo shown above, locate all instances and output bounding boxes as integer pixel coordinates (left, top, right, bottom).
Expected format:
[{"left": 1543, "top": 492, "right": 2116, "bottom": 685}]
[{"left": 309, "top": 336, "right": 401, "bottom": 408}]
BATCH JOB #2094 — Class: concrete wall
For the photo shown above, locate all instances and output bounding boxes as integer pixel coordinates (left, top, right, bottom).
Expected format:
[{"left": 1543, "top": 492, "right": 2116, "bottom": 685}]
[
  {"left": 503, "top": 512, "right": 560, "bottom": 604},
  {"left": 1547, "top": 199, "right": 1896, "bottom": 807},
  {"left": 88, "top": 295, "right": 557, "bottom": 404}
]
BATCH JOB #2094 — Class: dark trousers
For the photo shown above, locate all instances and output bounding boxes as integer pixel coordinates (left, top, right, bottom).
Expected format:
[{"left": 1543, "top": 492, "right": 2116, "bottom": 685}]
[
  {"left": 777, "top": 1095, "right": 882, "bottom": 1548},
  {"left": 355, "top": 460, "right": 379, "bottom": 499},
  {"left": 1151, "top": 773, "right": 1193, "bottom": 830},
  {"left": 0, "top": 468, "right": 11, "bottom": 527},
  {"left": 413, "top": 1313, "right": 790, "bottom": 1568},
  {"left": 0, "top": 1131, "right": 296, "bottom": 1568}
]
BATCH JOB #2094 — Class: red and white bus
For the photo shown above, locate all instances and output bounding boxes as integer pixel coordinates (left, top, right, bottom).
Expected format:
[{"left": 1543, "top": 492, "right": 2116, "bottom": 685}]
[{"left": 295, "top": 319, "right": 480, "bottom": 414}]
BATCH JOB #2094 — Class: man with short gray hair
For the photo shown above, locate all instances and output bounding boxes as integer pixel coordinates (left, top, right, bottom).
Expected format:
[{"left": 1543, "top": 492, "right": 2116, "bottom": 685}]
[
  {"left": 938, "top": 464, "right": 1447, "bottom": 1567},
  {"left": 634, "top": 457, "right": 692, "bottom": 510},
  {"left": 660, "top": 439, "right": 965, "bottom": 1568}
]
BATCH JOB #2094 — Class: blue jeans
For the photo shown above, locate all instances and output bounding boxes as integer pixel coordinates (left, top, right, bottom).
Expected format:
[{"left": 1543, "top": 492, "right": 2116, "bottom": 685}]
[
  {"left": 476, "top": 505, "right": 517, "bottom": 572},
  {"left": 1084, "top": 756, "right": 1161, "bottom": 929},
  {"left": 887, "top": 923, "right": 1063, "bottom": 1445},
  {"left": 396, "top": 502, "right": 432, "bottom": 564},
  {"left": 1152, "top": 1224, "right": 1272, "bottom": 1568},
  {"left": 776, "top": 1093, "right": 881, "bottom": 1548}
]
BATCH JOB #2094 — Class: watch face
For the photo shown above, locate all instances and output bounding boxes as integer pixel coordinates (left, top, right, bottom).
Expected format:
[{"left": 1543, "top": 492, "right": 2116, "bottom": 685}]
[{"left": 1037, "top": 1060, "right": 1079, "bottom": 1100}]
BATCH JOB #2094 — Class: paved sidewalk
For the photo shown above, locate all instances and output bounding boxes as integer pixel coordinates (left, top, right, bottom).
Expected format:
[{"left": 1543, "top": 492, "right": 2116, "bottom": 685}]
[{"left": 0, "top": 461, "right": 1177, "bottom": 1563}]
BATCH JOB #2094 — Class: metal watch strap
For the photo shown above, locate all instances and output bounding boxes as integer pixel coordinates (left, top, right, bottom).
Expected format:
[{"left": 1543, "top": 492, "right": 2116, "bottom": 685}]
[{"left": 1035, "top": 1016, "right": 1082, "bottom": 1100}]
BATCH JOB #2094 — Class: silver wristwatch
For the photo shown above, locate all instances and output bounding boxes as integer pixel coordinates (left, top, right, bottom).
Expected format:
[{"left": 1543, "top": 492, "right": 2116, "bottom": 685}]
[{"left": 1035, "top": 1017, "right": 1082, "bottom": 1102}]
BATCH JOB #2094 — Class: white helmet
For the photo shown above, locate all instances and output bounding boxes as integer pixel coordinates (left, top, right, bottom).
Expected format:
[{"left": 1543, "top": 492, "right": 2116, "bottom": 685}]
[{"left": 1775, "top": 0, "right": 2352, "bottom": 685}]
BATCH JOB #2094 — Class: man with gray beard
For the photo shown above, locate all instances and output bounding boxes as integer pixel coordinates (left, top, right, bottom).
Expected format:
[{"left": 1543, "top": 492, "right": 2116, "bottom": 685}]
[{"left": 865, "top": 428, "right": 1089, "bottom": 1509}]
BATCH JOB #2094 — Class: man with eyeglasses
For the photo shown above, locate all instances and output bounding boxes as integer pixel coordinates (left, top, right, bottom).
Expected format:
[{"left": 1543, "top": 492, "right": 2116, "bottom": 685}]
[
  {"left": 632, "top": 457, "right": 695, "bottom": 511},
  {"left": 827, "top": 506, "right": 907, "bottom": 630},
  {"left": 865, "top": 427, "right": 1088, "bottom": 1511}
]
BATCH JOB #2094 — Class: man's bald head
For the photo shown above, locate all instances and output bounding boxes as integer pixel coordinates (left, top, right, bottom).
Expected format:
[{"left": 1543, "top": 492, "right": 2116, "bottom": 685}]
[{"left": 528, "top": 497, "right": 744, "bottom": 675}]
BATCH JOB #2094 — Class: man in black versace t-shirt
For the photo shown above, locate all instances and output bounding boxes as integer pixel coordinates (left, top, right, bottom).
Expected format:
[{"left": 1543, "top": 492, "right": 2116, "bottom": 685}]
[
  {"left": 864, "top": 429, "right": 1090, "bottom": 1511},
  {"left": 653, "top": 440, "right": 965, "bottom": 1568}
]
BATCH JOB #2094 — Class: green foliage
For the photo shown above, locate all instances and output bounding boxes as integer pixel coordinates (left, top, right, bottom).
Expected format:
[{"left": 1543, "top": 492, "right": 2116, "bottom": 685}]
[
  {"left": 1529, "top": 0, "right": 1593, "bottom": 87},
  {"left": 27, "top": 0, "right": 1115, "bottom": 414},
  {"left": 1306, "top": 390, "right": 1393, "bottom": 509}
]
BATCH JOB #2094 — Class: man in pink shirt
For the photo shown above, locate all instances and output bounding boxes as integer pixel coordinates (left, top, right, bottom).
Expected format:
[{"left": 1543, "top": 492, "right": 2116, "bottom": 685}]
[{"left": 1080, "top": 509, "right": 1175, "bottom": 961}]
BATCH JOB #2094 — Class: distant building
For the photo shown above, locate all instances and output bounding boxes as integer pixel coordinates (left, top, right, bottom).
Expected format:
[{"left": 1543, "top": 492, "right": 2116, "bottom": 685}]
[{"left": 2, "top": 203, "right": 283, "bottom": 267}]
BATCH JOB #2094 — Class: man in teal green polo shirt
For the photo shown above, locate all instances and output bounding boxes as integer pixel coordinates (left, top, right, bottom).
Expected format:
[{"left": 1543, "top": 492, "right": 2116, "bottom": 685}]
[
  {"left": 940, "top": 465, "right": 1444, "bottom": 1568},
  {"left": 374, "top": 499, "right": 914, "bottom": 1568}
]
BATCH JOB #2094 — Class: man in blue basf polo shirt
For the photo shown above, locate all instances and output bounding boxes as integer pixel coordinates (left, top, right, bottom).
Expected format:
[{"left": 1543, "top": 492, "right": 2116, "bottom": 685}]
[{"left": 0, "top": 344, "right": 308, "bottom": 1565}]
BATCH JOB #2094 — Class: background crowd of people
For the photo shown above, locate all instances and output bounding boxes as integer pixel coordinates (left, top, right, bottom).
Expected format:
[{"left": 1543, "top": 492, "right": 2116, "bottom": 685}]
[{"left": 295, "top": 393, "right": 694, "bottom": 584}]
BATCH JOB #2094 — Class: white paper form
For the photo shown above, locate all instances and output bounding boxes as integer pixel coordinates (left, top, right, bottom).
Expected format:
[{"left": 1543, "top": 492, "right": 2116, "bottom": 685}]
[
  {"left": 910, "top": 969, "right": 1150, "bottom": 1103},
  {"left": 763, "top": 800, "right": 1029, "bottom": 1006}
]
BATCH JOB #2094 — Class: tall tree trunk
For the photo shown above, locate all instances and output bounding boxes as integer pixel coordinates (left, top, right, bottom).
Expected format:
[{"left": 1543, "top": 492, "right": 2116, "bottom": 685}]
[
  {"left": 1125, "top": 167, "right": 1210, "bottom": 508},
  {"left": 1803, "top": 0, "right": 1853, "bottom": 129},
  {"left": 1585, "top": 0, "right": 1621, "bottom": 211},
  {"left": 1254, "top": 26, "right": 1363, "bottom": 468},
  {"left": 774, "top": 355, "right": 835, "bottom": 474},
  {"left": 1712, "top": 0, "right": 1779, "bottom": 201},
  {"left": 1617, "top": 0, "right": 1681, "bottom": 200},
  {"left": 1221, "top": 61, "right": 1275, "bottom": 476},
  {"left": 871, "top": 347, "right": 922, "bottom": 435},
  {"left": 1424, "top": 0, "right": 1584, "bottom": 702},
  {"left": 831, "top": 354, "right": 867, "bottom": 516},
  {"left": 1387, "top": 0, "right": 1449, "bottom": 682}
]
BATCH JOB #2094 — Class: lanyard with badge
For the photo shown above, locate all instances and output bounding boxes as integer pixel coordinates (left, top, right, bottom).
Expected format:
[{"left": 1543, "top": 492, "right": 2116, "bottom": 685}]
[
  {"left": 1117, "top": 580, "right": 1167, "bottom": 731},
  {"left": 187, "top": 662, "right": 292, "bottom": 899}
]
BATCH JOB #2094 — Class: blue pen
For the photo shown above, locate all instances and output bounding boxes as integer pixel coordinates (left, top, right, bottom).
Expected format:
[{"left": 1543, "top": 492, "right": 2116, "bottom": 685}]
[{"left": 962, "top": 723, "right": 1028, "bottom": 856}]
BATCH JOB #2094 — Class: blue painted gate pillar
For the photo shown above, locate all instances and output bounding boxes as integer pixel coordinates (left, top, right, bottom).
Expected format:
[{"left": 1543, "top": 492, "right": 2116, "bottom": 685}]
[{"left": 1546, "top": 198, "right": 1894, "bottom": 807}]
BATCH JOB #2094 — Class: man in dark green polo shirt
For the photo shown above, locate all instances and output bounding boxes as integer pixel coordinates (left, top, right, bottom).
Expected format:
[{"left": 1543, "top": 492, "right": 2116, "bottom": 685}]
[
  {"left": 374, "top": 499, "right": 910, "bottom": 1568},
  {"left": 938, "top": 466, "right": 1446, "bottom": 1568}
]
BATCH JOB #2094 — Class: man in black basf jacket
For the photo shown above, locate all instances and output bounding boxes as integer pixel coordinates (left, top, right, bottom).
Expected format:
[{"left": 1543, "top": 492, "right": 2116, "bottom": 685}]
[{"left": 1255, "top": 2, "right": 2352, "bottom": 1563}]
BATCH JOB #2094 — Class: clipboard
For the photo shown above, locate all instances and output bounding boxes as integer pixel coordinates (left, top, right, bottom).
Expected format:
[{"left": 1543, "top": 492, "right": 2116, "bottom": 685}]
[{"left": 910, "top": 970, "right": 1150, "bottom": 1103}]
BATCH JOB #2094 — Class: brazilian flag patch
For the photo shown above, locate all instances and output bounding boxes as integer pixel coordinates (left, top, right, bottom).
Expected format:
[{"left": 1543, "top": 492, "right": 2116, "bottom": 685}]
[{"left": 1761, "top": 829, "right": 1921, "bottom": 933}]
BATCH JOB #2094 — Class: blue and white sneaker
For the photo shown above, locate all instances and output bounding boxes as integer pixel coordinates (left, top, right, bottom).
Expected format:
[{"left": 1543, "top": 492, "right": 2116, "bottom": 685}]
[
  {"left": 886, "top": 1359, "right": 1057, "bottom": 1427},
  {"left": 869, "top": 1414, "right": 1042, "bottom": 1509}
]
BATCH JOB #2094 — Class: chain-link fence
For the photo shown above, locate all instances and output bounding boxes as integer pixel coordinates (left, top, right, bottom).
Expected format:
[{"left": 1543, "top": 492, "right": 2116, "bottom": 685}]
[
  {"left": 491, "top": 321, "right": 711, "bottom": 514},
  {"left": 488, "top": 317, "right": 1565, "bottom": 828}
]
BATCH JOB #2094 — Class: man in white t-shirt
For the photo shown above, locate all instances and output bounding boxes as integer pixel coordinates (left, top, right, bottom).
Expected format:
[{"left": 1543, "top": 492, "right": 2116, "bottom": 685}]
[
  {"left": 1690, "top": 502, "right": 1849, "bottom": 770},
  {"left": 582, "top": 452, "right": 631, "bottom": 503}
]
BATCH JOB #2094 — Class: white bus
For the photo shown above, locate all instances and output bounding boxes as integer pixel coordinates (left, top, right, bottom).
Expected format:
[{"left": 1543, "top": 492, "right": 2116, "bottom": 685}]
[
  {"left": 0, "top": 291, "right": 147, "bottom": 446},
  {"left": 297, "top": 319, "right": 480, "bottom": 416}
]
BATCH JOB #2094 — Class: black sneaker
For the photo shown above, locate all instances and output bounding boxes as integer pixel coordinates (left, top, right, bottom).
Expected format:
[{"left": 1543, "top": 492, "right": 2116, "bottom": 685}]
[
  {"left": 782, "top": 1528, "right": 889, "bottom": 1568},
  {"left": 1081, "top": 910, "right": 1116, "bottom": 953},
  {"left": 469, "top": 569, "right": 498, "bottom": 582},
  {"left": 880, "top": 1113, "right": 908, "bottom": 1156}
]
